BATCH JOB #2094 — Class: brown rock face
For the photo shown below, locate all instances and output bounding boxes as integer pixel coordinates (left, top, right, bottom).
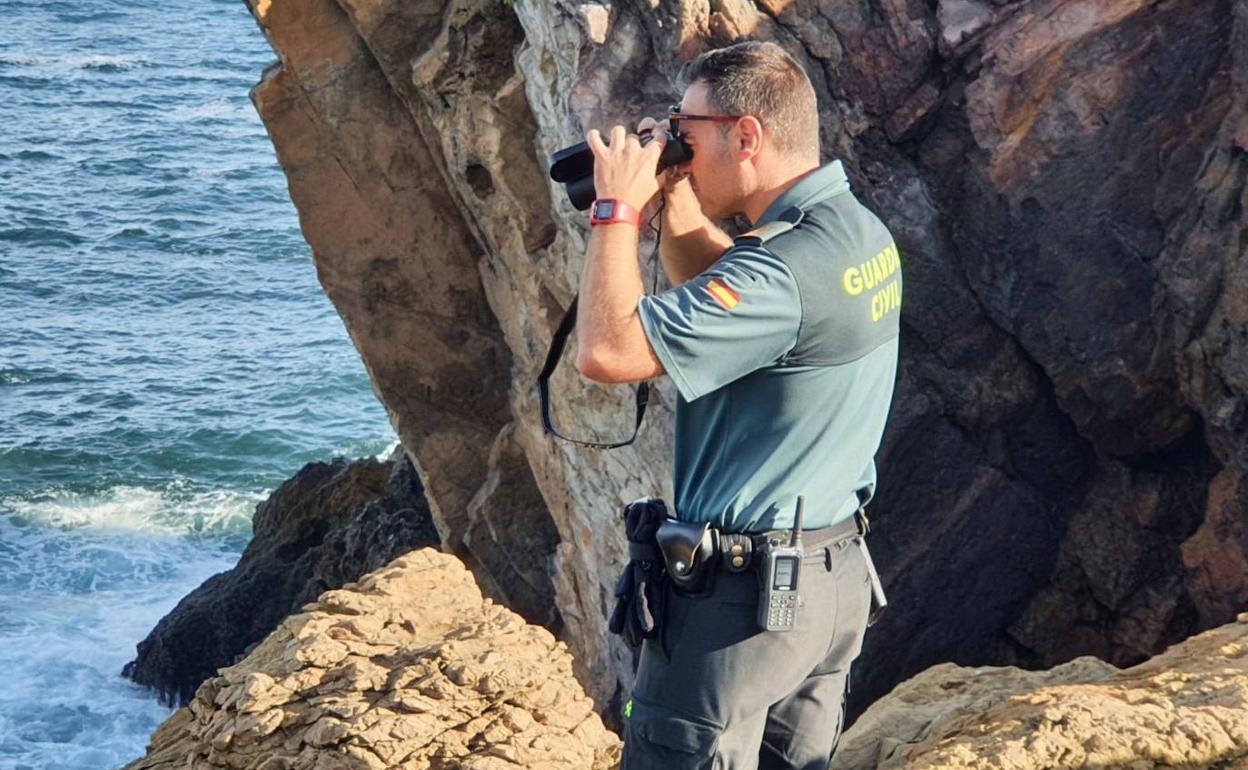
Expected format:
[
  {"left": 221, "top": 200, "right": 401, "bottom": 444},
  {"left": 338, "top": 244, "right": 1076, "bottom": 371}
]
[
  {"left": 831, "top": 613, "right": 1248, "bottom": 769},
  {"left": 244, "top": 0, "right": 566, "bottom": 665},
  {"left": 240, "top": 0, "right": 1248, "bottom": 722},
  {"left": 121, "top": 549, "right": 620, "bottom": 770}
]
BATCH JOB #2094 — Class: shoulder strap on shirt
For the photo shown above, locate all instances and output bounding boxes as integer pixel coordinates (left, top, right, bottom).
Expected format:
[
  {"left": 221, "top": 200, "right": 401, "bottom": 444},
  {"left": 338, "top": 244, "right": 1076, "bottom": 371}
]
[
  {"left": 733, "top": 206, "right": 805, "bottom": 247},
  {"left": 537, "top": 294, "right": 649, "bottom": 449}
]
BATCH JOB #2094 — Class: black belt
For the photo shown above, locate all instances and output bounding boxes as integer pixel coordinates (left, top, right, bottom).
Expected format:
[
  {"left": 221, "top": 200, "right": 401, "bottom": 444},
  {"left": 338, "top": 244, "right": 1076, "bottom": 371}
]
[
  {"left": 646, "top": 508, "right": 887, "bottom": 624},
  {"left": 712, "top": 509, "right": 869, "bottom": 575},
  {"left": 750, "top": 509, "right": 869, "bottom": 555},
  {"left": 747, "top": 508, "right": 887, "bottom": 626}
]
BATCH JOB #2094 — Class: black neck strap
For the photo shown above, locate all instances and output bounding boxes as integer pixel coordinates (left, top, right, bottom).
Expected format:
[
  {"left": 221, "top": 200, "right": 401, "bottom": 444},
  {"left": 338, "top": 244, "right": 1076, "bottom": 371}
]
[{"left": 537, "top": 294, "right": 650, "bottom": 449}]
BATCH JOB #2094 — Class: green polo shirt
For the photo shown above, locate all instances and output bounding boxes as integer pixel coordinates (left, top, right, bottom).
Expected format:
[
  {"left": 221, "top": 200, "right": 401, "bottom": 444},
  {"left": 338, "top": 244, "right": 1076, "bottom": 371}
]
[{"left": 637, "top": 161, "right": 902, "bottom": 532}]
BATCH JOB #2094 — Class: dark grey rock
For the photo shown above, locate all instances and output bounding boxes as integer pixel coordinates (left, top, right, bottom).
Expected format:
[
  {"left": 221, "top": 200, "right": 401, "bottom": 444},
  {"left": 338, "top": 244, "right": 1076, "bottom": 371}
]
[{"left": 122, "top": 452, "right": 440, "bottom": 705}]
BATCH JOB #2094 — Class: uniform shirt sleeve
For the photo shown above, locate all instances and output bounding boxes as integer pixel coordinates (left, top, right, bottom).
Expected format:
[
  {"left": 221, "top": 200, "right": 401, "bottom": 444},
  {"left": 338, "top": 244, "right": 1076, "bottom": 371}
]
[{"left": 637, "top": 246, "right": 802, "bottom": 402}]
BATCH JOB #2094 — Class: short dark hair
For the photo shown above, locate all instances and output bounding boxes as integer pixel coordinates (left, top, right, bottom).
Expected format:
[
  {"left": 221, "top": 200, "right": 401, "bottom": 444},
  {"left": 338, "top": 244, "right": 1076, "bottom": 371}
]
[{"left": 681, "top": 41, "right": 819, "bottom": 157}]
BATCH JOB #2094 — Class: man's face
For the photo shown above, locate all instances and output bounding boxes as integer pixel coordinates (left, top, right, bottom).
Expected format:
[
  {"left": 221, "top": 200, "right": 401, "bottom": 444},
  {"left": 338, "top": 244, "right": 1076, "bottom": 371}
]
[{"left": 673, "top": 81, "right": 741, "bottom": 220}]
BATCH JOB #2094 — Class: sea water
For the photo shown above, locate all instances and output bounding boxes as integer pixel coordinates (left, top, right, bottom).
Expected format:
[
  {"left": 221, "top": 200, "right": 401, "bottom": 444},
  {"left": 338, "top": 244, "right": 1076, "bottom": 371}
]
[{"left": 0, "top": 1, "right": 396, "bottom": 767}]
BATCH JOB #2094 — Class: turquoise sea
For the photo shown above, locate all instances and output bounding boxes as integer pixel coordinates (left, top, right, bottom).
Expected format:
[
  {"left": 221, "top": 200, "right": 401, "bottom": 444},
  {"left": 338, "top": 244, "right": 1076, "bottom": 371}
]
[{"left": 0, "top": 1, "right": 396, "bottom": 767}]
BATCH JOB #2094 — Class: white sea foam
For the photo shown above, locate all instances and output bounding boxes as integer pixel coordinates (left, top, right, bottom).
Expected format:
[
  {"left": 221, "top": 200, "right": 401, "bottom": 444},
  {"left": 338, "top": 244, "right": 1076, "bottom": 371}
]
[
  {"left": 375, "top": 439, "right": 402, "bottom": 461},
  {"left": 4, "top": 483, "right": 260, "bottom": 536},
  {"left": 0, "top": 52, "right": 54, "bottom": 66},
  {"left": 326, "top": 436, "right": 402, "bottom": 463},
  {"left": 0, "top": 485, "right": 252, "bottom": 767},
  {"left": 77, "top": 55, "right": 152, "bottom": 71},
  {"left": 0, "top": 53, "right": 153, "bottom": 72}
]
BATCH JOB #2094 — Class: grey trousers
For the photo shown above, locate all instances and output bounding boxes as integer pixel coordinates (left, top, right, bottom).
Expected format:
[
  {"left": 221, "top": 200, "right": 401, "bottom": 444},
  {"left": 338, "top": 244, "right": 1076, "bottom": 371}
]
[{"left": 621, "top": 534, "right": 875, "bottom": 770}]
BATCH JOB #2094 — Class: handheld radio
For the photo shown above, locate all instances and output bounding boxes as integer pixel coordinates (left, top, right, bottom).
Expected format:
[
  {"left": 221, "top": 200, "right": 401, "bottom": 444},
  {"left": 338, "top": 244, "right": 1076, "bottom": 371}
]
[{"left": 758, "top": 496, "right": 805, "bottom": 632}]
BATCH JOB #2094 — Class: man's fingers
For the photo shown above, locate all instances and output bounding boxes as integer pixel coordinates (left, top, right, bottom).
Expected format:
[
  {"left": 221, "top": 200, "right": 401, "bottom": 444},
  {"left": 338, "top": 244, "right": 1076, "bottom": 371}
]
[
  {"left": 593, "top": 123, "right": 666, "bottom": 157},
  {"left": 644, "top": 129, "right": 667, "bottom": 160},
  {"left": 586, "top": 129, "right": 607, "bottom": 156}
]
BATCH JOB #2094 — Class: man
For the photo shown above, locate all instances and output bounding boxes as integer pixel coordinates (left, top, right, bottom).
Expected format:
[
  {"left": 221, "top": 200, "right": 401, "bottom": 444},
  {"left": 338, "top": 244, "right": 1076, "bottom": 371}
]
[{"left": 576, "top": 41, "right": 901, "bottom": 769}]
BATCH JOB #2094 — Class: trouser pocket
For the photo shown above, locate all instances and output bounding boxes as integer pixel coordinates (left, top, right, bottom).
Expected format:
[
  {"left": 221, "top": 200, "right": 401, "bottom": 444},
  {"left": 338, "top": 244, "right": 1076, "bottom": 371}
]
[{"left": 622, "top": 697, "right": 722, "bottom": 770}]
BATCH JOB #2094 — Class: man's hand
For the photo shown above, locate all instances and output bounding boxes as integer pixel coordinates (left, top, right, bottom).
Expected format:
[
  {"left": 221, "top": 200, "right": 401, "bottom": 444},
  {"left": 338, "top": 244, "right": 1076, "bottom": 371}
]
[
  {"left": 635, "top": 117, "right": 699, "bottom": 223},
  {"left": 577, "top": 124, "right": 667, "bottom": 385},
  {"left": 586, "top": 125, "right": 667, "bottom": 212},
  {"left": 632, "top": 118, "right": 732, "bottom": 285}
]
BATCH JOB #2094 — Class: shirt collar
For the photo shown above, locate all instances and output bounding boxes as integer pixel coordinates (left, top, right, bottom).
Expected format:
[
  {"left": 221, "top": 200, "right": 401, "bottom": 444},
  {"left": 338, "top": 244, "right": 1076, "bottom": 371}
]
[{"left": 754, "top": 160, "right": 851, "bottom": 227}]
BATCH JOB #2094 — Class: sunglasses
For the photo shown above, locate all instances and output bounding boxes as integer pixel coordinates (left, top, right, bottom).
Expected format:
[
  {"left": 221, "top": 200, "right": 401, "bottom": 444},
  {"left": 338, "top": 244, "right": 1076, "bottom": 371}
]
[{"left": 667, "top": 103, "right": 744, "bottom": 138}]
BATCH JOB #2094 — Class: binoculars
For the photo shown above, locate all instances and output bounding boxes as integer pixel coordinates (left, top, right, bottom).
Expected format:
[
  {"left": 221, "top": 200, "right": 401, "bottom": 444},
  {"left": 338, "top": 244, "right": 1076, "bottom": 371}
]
[{"left": 548, "top": 131, "right": 693, "bottom": 210}]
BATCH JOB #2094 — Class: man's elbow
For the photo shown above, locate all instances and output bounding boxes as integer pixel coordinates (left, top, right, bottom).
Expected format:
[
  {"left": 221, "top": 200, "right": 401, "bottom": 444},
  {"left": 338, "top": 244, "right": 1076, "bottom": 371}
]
[
  {"left": 576, "top": 346, "right": 620, "bottom": 383},
  {"left": 577, "top": 326, "right": 663, "bottom": 383}
]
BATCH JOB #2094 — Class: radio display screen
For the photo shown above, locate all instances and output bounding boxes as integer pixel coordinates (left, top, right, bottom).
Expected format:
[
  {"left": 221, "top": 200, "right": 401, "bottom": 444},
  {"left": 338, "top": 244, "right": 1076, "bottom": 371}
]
[{"left": 774, "top": 557, "right": 796, "bottom": 590}]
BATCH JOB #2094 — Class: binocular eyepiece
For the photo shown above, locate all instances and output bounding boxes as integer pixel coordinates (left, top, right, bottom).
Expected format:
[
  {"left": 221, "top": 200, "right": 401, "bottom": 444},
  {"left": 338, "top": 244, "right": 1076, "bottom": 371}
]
[{"left": 548, "top": 131, "right": 693, "bottom": 210}]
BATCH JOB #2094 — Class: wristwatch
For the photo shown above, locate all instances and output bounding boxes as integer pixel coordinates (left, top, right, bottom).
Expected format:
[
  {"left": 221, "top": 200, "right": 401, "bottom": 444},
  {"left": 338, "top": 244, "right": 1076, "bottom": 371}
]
[{"left": 589, "top": 198, "right": 641, "bottom": 228}]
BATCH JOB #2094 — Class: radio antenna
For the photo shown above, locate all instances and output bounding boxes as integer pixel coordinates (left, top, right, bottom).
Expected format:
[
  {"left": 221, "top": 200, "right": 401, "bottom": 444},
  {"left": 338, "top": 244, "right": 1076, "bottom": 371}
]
[{"left": 791, "top": 496, "right": 804, "bottom": 547}]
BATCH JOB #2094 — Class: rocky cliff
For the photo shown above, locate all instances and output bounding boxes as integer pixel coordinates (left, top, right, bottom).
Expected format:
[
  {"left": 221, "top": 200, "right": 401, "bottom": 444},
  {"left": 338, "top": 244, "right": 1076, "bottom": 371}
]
[
  {"left": 240, "top": 0, "right": 1248, "bottom": 719},
  {"left": 121, "top": 549, "right": 620, "bottom": 770}
]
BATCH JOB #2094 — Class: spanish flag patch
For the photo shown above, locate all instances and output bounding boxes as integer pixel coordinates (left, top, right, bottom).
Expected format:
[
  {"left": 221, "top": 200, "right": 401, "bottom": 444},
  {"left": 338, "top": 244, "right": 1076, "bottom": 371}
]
[{"left": 704, "top": 278, "right": 740, "bottom": 310}]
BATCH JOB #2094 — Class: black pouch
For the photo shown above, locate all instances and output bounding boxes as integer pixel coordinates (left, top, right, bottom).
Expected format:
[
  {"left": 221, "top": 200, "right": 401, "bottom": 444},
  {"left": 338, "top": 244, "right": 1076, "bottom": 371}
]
[
  {"left": 609, "top": 498, "right": 673, "bottom": 648},
  {"left": 655, "top": 519, "right": 717, "bottom": 596}
]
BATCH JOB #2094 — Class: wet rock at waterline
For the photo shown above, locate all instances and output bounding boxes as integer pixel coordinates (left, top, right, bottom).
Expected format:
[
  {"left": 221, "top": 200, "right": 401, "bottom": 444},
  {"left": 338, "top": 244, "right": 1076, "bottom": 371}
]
[{"left": 123, "top": 453, "right": 440, "bottom": 705}]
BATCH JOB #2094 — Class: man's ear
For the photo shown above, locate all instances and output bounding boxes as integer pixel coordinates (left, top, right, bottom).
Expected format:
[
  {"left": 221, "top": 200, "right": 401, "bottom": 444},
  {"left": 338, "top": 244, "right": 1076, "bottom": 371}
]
[{"left": 736, "top": 116, "right": 764, "bottom": 158}]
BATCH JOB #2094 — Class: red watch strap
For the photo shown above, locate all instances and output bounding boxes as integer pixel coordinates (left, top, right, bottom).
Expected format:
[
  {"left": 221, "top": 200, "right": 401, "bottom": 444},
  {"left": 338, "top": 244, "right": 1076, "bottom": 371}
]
[{"left": 589, "top": 198, "right": 641, "bottom": 227}]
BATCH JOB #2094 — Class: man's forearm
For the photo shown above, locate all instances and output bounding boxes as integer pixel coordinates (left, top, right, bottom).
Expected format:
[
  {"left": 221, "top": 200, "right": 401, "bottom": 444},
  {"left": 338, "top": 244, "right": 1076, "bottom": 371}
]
[
  {"left": 573, "top": 122, "right": 671, "bottom": 382},
  {"left": 659, "top": 213, "right": 733, "bottom": 286},
  {"left": 577, "top": 223, "right": 644, "bottom": 371}
]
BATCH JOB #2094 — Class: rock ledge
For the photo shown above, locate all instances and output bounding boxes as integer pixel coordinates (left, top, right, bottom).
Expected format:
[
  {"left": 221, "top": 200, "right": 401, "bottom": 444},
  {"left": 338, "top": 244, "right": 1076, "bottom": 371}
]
[
  {"left": 123, "top": 548, "right": 620, "bottom": 770},
  {"left": 834, "top": 613, "right": 1248, "bottom": 770}
]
